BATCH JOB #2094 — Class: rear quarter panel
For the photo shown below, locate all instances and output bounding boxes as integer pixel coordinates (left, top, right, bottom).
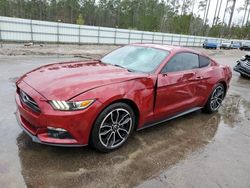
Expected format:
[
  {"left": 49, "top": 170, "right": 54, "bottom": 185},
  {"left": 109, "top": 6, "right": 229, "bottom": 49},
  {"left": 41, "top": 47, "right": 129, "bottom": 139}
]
[{"left": 199, "top": 61, "right": 231, "bottom": 106}]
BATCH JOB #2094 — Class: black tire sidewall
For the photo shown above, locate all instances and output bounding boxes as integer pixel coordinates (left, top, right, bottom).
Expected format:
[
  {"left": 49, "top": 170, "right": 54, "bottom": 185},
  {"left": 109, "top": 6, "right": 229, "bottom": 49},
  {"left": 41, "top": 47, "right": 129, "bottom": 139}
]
[{"left": 90, "top": 102, "right": 135, "bottom": 152}]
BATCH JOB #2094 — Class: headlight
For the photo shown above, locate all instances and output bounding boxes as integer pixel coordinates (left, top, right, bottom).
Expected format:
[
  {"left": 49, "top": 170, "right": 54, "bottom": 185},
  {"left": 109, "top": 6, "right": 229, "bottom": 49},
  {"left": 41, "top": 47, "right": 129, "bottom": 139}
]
[{"left": 49, "top": 100, "right": 95, "bottom": 111}]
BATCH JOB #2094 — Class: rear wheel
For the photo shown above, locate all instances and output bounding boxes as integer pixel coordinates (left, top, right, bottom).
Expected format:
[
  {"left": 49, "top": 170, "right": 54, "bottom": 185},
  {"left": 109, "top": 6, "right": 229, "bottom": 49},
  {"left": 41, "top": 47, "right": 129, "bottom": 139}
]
[
  {"left": 240, "top": 73, "right": 249, "bottom": 78},
  {"left": 90, "top": 102, "right": 135, "bottom": 152},
  {"left": 204, "top": 83, "right": 225, "bottom": 114}
]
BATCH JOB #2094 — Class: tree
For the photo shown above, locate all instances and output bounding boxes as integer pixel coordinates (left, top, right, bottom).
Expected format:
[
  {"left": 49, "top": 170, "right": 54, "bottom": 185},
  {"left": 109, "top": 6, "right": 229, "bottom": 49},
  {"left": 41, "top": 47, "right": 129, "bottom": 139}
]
[
  {"left": 215, "top": 0, "right": 223, "bottom": 25},
  {"left": 198, "top": 0, "right": 208, "bottom": 24},
  {"left": 212, "top": 0, "right": 220, "bottom": 26},
  {"left": 228, "top": 0, "right": 236, "bottom": 28},
  {"left": 76, "top": 14, "right": 84, "bottom": 25},
  {"left": 0, "top": 0, "right": 250, "bottom": 39},
  {"left": 241, "top": 0, "right": 250, "bottom": 27},
  {"left": 246, "top": 5, "right": 250, "bottom": 25},
  {"left": 204, "top": 0, "right": 211, "bottom": 26},
  {"left": 222, "top": 0, "right": 229, "bottom": 25}
]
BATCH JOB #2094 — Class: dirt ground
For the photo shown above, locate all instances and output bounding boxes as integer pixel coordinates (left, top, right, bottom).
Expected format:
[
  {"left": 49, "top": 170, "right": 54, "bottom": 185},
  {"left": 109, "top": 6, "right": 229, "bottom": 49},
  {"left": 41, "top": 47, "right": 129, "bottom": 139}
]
[{"left": 0, "top": 44, "right": 249, "bottom": 188}]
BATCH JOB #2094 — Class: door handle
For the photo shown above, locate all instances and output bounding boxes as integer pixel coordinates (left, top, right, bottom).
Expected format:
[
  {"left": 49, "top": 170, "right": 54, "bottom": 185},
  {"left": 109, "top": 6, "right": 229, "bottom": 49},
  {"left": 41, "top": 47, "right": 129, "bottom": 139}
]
[
  {"left": 195, "top": 76, "right": 203, "bottom": 80},
  {"left": 188, "top": 76, "right": 203, "bottom": 81}
]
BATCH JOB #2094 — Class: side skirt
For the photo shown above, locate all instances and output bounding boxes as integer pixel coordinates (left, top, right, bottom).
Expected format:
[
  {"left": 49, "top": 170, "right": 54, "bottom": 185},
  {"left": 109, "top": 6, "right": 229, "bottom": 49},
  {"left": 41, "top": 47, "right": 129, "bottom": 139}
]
[{"left": 137, "top": 107, "right": 203, "bottom": 131}]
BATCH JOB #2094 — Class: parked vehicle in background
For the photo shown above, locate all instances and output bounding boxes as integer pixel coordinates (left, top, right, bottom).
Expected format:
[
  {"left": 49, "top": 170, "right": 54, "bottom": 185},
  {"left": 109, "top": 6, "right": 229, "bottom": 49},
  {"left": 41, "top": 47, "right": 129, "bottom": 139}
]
[
  {"left": 220, "top": 40, "right": 231, "bottom": 49},
  {"left": 230, "top": 41, "right": 241, "bottom": 49},
  {"left": 240, "top": 42, "right": 250, "bottom": 51},
  {"left": 203, "top": 39, "right": 217, "bottom": 49},
  {"left": 234, "top": 54, "right": 250, "bottom": 78}
]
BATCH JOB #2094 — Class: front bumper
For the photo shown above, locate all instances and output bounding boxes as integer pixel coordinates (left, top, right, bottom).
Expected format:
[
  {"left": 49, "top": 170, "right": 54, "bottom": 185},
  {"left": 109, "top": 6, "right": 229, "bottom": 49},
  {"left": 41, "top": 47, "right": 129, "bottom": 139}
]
[
  {"left": 16, "top": 111, "right": 86, "bottom": 147},
  {"left": 15, "top": 81, "right": 102, "bottom": 147},
  {"left": 234, "top": 63, "right": 250, "bottom": 77}
]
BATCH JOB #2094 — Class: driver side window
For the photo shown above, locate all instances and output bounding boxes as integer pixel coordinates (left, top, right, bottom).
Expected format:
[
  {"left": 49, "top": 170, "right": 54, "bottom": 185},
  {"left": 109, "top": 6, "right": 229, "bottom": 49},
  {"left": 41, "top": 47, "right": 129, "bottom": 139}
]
[{"left": 162, "top": 52, "right": 199, "bottom": 73}]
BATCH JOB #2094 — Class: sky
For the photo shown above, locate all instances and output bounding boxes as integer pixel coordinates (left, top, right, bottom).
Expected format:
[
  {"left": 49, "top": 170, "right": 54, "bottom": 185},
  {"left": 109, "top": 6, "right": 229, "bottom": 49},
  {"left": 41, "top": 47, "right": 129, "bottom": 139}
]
[{"left": 192, "top": 0, "right": 248, "bottom": 25}]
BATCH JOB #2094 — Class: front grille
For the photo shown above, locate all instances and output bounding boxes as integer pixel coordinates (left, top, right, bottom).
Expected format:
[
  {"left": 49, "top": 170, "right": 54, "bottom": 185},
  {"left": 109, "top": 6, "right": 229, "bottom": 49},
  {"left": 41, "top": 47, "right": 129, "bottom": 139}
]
[{"left": 19, "top": 89, "right": 41, "bottom": 113}]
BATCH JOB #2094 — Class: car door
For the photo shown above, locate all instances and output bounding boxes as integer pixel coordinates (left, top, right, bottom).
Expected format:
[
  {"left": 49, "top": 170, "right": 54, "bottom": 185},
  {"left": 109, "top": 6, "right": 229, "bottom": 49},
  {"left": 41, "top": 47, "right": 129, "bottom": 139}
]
[{"left": 154, "top": 52, "right": 201, "bottom": 120}]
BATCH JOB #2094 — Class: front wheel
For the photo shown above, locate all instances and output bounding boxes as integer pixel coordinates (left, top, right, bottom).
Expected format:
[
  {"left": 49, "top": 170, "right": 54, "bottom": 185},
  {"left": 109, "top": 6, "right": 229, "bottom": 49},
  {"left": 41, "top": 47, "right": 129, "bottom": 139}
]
[
  {"left": 204, "top": 83, "right": 225, "bottom": 114},
  {"left": 90, "top": 102, "right": 135, "bottom": 152}
]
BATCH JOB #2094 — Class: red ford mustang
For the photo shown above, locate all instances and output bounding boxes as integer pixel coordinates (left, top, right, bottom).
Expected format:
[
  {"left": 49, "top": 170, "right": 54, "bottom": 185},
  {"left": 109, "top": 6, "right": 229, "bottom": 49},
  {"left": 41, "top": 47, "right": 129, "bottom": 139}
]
[{"left": 16, "top": 44, "right": 232, "bottom": 152}]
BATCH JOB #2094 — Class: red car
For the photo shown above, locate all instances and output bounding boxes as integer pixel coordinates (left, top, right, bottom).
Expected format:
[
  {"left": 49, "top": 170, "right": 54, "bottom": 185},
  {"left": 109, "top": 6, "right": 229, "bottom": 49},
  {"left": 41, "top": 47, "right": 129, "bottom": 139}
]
[{"left": 16, "top": 44, "right": 232, "bottom": 152}]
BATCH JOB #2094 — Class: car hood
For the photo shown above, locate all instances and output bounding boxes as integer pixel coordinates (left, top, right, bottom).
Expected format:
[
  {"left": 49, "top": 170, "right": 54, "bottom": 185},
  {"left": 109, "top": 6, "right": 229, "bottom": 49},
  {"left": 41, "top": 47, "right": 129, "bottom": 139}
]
[{"left": 20, "top": 60, "right": 146, "bottom": 100}]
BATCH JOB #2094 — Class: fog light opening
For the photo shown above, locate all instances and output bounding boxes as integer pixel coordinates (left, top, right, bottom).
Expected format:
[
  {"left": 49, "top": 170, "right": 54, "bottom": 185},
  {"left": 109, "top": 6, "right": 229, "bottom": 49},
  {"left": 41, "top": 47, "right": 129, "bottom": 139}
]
[{"left": 47, "top": 127, "right": 73, "bottom": 139}]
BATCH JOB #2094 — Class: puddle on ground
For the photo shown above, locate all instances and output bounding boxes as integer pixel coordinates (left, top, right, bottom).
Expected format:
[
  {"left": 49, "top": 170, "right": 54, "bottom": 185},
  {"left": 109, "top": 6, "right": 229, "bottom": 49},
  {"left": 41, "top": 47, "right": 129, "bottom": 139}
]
[{"left": 16, "top": 94, "right": 250, "bottom": 188}]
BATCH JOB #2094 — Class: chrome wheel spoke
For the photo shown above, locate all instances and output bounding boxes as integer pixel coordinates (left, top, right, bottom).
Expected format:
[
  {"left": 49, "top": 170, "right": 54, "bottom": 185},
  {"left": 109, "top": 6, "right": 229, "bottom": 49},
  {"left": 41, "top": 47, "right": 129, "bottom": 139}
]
[
  {"left": 117, "top": 130, "right": 125, "bottom": 140},
  {"left": 119, "top": 117, "right": 131, "bottom": 126},
  {"left": 111, "top": 110, "right": 119, "bottom": 124},
  {"left": 216, "top": 98, "right": 223, "bottom": 103},
  {"left": 107, "top": 132, "right": 115, "bottom": 147},
  {"left": 105, "top": 132, "right": 113, "bottom": 146},
  {"left": 100, "top": 129, "right": 112, "bottom": 136},
  {"left": 111, "top": 111, "right": 116, "bottom": 124},
  {"left": 215, "top": 98, "right": 222, "bottom": 107},
  {"left": 216, "top": 91, "right": 223, "bottom": 97},
  {"left": 118, "top": 128, "right": 129, "bottom": 134},
  {"left": 118, "top": 113, "right": 128, "bottom": 124},
  {"left": 101, "top": 124, "right": 112, "bottom": 129}
]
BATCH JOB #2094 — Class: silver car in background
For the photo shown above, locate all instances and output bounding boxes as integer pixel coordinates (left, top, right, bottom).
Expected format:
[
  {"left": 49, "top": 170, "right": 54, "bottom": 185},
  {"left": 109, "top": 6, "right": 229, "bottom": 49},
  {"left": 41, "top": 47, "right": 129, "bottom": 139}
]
[{"left": 220, "top": 40, "right": 231, "bottom": 49}]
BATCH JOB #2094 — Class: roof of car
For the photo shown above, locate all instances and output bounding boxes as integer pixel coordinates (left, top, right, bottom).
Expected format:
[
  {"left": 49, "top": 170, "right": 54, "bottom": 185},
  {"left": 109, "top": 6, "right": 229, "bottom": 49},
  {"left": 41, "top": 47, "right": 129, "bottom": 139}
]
[
  {"left": 131, "top": 43, "right": 179, "bottom": 51},
  {"left": 130, "top": 43, "right": 203, "bottom": 55}
]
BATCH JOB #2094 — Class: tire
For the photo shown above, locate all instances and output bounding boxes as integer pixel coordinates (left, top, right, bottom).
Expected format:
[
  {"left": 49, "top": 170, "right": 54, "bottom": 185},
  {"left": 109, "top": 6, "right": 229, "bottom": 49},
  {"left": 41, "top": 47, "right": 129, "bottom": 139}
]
[
  {"left": 90, "top": 102, "right": 135, "bottom": 152},
  {"left": 204, "top": 83, "right": 225, "bottom": 114},
  {"left": 240, "top": 73, "right": 249, "bottom": 79}
]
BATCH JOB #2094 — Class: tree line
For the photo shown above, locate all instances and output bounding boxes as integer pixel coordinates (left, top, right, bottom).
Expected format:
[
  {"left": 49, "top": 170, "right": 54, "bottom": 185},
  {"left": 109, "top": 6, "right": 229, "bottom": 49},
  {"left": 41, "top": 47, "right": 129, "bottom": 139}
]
[{"left": 0, "top": 0, "right": 250, "bottom": 39}]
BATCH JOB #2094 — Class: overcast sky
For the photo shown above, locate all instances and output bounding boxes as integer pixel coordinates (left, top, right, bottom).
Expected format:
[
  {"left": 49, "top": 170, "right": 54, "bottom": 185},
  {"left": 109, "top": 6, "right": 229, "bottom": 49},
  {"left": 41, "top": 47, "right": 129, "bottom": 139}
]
[{"left": 192, "top": 0, "right": 248, "bottom": 25}]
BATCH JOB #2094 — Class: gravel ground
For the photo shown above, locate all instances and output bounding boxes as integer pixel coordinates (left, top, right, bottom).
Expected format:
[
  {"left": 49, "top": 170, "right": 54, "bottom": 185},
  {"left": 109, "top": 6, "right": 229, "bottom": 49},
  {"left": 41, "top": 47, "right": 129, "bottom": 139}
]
[{"left": 0, "top": 43, "right": 247, "bottom": 58}]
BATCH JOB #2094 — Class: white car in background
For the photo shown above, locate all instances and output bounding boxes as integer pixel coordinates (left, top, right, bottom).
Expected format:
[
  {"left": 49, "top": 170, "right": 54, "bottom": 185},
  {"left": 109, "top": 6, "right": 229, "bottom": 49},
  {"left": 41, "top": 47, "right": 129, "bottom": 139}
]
[{"left": 220, "top": 40, "right": 231, "bottom": 49}]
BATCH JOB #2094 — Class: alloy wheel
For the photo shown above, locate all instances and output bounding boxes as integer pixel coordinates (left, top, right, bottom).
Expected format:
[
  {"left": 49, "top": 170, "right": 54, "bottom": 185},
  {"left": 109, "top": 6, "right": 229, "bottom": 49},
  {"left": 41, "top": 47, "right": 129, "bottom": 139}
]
[
  {"left": 210, "top": 85, "right": 224, "bottom": 111},
  {"left": 99, "top": 108, "right": 132, "bottom": 149}
]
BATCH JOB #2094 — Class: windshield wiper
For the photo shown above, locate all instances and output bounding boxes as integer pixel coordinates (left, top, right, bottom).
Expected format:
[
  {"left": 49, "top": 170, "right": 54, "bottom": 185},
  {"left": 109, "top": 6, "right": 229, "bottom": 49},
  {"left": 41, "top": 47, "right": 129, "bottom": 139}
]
[
  {"left": 113, "top": 64, "right": 135, "bottom": 72},
  {"left": 100, "top": 60, "right": 135, "bottom": 72}
]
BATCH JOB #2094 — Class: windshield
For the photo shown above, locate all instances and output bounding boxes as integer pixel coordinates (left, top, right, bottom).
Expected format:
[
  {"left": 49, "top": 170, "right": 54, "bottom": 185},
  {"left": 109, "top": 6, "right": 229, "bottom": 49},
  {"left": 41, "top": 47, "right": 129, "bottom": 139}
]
[{"left": 101, "top": 46, "right": 169, "bottom": 73}]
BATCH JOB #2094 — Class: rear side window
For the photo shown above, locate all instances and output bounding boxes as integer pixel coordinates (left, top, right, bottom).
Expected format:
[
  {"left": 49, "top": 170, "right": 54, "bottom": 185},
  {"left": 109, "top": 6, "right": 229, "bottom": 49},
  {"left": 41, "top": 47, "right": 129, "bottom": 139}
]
[
  {"left": 163, "top": 52, "right": 199, "bottom": 73},
  {"left": 199, "top": 55, "right": 210, "bottom": 68}
]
